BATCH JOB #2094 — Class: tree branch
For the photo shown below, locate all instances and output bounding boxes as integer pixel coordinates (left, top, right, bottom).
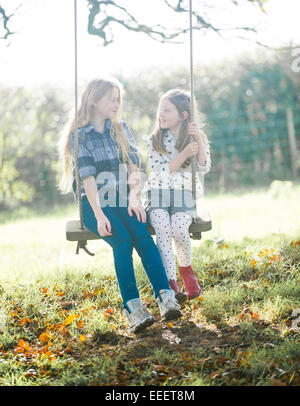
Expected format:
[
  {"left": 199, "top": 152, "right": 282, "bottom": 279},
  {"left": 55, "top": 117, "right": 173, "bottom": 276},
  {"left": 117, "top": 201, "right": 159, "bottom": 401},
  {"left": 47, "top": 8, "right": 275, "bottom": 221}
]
[
  {"left": 0, "top": 0, "right": 267, "bottom": 45},
  {"left": 0, "top": 5, "right": 14, "bottom": 39},
  {"left": 87, "top": 0, "right": 188, "bottom": 45},
  {"left": 87, "top": 0, "right": 263, "bottom": 47}
]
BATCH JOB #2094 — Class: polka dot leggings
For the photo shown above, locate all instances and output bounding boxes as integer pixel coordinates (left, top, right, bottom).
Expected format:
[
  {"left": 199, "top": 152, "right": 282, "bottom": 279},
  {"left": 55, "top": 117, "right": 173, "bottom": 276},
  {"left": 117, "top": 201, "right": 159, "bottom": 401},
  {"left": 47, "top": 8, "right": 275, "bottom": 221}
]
[{"left": 149, "top": 209, "right": 192, "bottom": 281}]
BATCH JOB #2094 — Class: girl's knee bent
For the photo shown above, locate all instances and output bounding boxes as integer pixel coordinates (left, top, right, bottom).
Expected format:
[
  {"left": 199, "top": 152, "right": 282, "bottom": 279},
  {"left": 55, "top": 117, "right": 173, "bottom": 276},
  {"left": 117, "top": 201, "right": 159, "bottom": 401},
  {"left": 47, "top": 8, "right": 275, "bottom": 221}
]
[{"left": 149, "top": 209, "right": 171, "bottom": 232}]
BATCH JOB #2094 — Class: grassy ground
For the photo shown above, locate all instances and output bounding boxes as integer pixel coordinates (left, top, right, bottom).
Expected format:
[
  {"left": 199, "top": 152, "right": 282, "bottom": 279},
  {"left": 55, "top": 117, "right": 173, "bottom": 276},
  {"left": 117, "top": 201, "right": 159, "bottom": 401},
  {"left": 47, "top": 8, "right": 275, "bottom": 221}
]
[{"left": 0, "top": 182, "right": 299, "bottom": 386}]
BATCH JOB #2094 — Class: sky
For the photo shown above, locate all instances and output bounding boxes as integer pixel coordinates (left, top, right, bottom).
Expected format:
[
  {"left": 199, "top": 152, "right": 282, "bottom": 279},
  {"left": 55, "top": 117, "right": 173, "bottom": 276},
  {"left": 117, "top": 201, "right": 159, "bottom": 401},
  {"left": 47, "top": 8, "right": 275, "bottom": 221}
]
[{"left": 0, "top": 0, "right": 299, "bottom": 87}]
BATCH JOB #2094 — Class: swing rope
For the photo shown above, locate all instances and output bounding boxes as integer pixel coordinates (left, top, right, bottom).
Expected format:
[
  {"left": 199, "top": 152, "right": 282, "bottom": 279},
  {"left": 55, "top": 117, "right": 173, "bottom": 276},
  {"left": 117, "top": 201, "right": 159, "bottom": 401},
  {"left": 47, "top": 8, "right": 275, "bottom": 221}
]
[
  {"left": 189, "top": 0, "right": 194, "bottom": 123},
  {"left": 189, "top": 0, "right": 198, "bottom": 207},
  {"left": 73, "top": 0, "right": 83, "bottom": 231},
  {"left": 73, "top": 0, "right": 95, "bottom": 255}
]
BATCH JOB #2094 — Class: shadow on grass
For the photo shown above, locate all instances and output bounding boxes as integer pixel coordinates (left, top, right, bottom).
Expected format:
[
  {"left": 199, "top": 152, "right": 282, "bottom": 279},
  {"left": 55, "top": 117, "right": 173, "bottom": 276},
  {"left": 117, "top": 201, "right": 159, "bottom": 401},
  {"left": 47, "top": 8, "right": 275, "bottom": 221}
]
[{"left": 85, "top": 316, "right": 293, "bottom": 386}]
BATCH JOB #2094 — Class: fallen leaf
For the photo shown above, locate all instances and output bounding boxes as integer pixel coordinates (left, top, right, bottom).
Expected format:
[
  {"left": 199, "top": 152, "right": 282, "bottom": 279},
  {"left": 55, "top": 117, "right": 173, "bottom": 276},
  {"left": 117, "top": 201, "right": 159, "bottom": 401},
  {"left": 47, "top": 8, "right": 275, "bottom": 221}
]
[
  {"left": 20, "top": 317, "right": 32, "bottom": 326},
  {"left": 64, "top": 314, "right": 79, "bottom": 326},
  {"left": 76, "top": 320, "right": 85, "bottom": 329},
  {"left": 39, "top": 332, "right": 51, "bottom": 343}
]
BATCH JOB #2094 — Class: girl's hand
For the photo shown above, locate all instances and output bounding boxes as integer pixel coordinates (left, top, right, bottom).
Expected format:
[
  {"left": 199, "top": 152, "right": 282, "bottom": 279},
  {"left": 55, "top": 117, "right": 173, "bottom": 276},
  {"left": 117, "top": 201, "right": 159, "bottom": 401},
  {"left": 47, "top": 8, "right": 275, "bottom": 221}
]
[
  {"left": 183, "top": 141, "right": 199, "bottom": 159},
  {"left": 96, "top": 213, "right": 112, "bottom": 237},
  {"left": 128, "top": 193, "right": 147, "bottom": 223},
  {"left": 188, "top": 122, "right": 203, "bottom": 142}
]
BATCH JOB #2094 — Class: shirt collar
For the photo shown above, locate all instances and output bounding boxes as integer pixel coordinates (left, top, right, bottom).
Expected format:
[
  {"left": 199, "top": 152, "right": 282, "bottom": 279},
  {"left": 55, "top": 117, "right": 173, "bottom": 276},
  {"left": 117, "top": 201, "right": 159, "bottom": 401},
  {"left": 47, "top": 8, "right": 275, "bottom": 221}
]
[{"left": 81, "top": 119, "right": 112, "bottom": 134}]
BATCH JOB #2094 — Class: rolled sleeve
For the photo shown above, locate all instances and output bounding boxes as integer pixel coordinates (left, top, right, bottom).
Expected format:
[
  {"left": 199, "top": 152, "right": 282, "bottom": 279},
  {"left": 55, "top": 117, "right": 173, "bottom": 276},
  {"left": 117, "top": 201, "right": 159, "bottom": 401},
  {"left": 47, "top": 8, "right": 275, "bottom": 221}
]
[
  {"left": 122, "top": 122, "right": 141, "bottom": 168},
  {"left": 196, "top": 144, "right": 211, "bottom": 174},
  {"left": 70, "top": 132, "right": 96, "bottom": 181}
]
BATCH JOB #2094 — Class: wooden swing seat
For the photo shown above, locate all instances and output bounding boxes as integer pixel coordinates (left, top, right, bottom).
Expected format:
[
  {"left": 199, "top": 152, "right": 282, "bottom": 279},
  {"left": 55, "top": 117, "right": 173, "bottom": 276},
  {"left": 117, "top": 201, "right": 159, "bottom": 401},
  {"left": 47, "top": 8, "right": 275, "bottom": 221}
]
[{"left": 66, "top": 211, "right": 212, "bottom": 254}]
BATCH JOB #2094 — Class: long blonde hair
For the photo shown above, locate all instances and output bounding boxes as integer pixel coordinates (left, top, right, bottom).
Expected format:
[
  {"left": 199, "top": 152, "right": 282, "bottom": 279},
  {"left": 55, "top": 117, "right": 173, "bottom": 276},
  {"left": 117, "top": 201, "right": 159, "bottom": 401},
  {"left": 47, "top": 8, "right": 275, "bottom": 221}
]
[
  {"left": 58, "top": 78, "right": 131, "bottom": 194},
  {"left": 152, "top": 89, "right": 209, "bottom": 168}
]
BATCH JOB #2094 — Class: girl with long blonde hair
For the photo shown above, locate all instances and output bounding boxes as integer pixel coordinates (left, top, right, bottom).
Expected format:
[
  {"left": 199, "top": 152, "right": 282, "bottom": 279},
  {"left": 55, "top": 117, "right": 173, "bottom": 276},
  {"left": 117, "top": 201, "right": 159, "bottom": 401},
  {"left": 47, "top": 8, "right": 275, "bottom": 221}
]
[
  {"left": 143, "top": 89, "right": 211, "bottom": 303},
  {"left": 58, "top": 78, "right": 182, "bottom": 333}
]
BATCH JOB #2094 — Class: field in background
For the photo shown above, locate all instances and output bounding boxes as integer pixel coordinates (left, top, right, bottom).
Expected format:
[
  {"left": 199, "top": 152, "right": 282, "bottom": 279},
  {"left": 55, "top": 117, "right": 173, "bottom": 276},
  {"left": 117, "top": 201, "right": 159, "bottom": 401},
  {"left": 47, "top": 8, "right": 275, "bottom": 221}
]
[{"left": 0, "top": 183, "right": 299, "bottom": 386}]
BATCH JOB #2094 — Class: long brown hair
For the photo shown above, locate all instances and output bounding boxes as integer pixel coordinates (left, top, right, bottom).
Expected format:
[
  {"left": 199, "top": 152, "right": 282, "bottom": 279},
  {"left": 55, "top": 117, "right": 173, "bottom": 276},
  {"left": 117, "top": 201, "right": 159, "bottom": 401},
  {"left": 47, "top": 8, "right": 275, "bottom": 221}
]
[
  {"left": 152, "top": 89, "right": 208, "bottom": 168},
  {"left": 58, "top": 78, "right": 131, "bottom": 194}
]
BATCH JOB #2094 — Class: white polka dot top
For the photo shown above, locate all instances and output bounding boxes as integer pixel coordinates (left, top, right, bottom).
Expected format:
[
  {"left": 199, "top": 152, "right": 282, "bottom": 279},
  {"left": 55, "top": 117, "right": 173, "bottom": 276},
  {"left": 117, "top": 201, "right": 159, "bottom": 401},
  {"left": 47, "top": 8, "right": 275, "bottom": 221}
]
[{"left": 142, "top": 130, "right": 211, "bottom": 199}]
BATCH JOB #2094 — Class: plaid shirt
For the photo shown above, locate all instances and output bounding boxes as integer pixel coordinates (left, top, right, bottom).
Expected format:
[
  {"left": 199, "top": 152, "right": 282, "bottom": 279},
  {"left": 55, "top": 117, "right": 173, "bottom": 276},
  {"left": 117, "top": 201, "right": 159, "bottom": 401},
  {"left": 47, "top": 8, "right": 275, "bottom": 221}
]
[{"left": 70, "top": 119, "right": 140, "bottom": 200}]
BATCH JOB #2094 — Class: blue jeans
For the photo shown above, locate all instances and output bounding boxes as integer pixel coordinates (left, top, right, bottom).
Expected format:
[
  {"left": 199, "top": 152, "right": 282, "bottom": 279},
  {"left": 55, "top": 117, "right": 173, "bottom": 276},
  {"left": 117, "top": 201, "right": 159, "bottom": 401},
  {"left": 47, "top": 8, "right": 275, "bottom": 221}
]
[{"left": 82, "top": 194, "right": 170, "bottom": 306}]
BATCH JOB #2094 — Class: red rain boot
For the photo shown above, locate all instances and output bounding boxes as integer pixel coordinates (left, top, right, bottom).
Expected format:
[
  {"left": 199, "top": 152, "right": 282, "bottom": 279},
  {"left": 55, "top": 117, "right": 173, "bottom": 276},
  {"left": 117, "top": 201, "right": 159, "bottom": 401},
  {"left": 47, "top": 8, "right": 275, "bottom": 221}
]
[
  {"left": 179, "top": 265, "right": 202, "bottom": 300},
  {"left": 168, "top": 279, "right": 188, "bottom": 304}
]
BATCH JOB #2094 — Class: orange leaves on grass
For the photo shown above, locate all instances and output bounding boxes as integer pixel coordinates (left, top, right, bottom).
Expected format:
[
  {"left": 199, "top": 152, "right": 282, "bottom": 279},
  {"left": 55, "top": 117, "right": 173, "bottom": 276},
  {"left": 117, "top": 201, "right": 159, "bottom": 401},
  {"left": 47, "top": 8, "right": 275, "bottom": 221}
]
[
  {"left": 10, "top": 307, "right": 33, "bottom": 328},
  {"left": 39, "top": 331, "right": 52, "bottom": 344},
  {"left": 104, "top": 308, "right": 114, "bottom": 319},
  {"left": 14, "top": 339, "right": 34, "bottom": 355},
  {"left": 190, "top": 296, "right": 204, "bottom": 311},
  {"left": 76, "top": 319, "right": 85, "bottom": 329},
  {"left": 248, "top": 257, "right": 257, "bottom": 270},
  {"left": 290, "top": 240, "right": 300, "bottom": 248},
  {"left": 10, "top": 306, "right": 22, "bottom": 319},
  {"left": 8, "top": 287, "right": 91, "bottom": 368},
  {"left": 41, "top": 312, "right": 86, "bottom": 348},
  {"left": 42, "top": 349, "right": 57, "bottom": 361},
  {"left": 258, "top": 248, "right": 272, "bottom": 258},
  {"left": 269, "top": 254, "right": 280, "bottom": 262},
  {"left": 248, "top": 248, "right": 281, "bottom": 271},
  {"left": 239, "top": 307, "right": 260, "bottom": 321},
  {"left": 15, "top": 338, "right": 58, "bottom": 363},
  {"left": 41, "top": 286, "right": 65, "bottom": 297},
  {"left": 82, "top": 287, "right": 103, "bottom": 299},
  {"left": 20, "top": 317, "right": 33, "bottom": 326},
  {"left": 63, "top": 314, "right": 79, "bottom": 326}
]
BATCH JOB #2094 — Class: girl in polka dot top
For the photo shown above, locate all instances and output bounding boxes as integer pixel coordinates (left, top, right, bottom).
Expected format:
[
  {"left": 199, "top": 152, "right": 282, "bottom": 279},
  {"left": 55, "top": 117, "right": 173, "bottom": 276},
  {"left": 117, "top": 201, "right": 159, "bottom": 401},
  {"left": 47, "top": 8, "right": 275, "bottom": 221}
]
[{"left": 142, "top": 89, "right": 211, "bottom": 303}]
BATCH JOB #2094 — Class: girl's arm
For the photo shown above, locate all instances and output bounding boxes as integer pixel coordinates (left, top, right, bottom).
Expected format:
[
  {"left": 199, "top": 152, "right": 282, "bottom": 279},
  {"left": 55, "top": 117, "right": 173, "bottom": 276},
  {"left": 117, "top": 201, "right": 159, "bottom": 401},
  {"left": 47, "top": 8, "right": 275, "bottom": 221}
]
[
  {"left": 127, "top": 162, "right": 146, "bottom": 223},
  {"left": 70, "top": 132, "right": 111, "bottom": 236},
  {"left": 127, "top": 162, "right": 140, "bottom": 199},
  {"left": 83, "top": 175, "right": 112, "bottom": 236},
  {"left": 196, "top": 137, "right": 207, "bottom": 167},
  {"left": 148, "top": 135, "right": 199, "bottom": 175},
  {"left": 121, "top": 122, "right": 146, "bottom": 222},
  {"left": 168, "top": 150, "right": 189, "bottom": 174},
  {"left": 195, "top": 140, "right": 211, "bottom": 174},
  {"left": 189, "top": 123, "right": 211, "bottom": 174}
]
